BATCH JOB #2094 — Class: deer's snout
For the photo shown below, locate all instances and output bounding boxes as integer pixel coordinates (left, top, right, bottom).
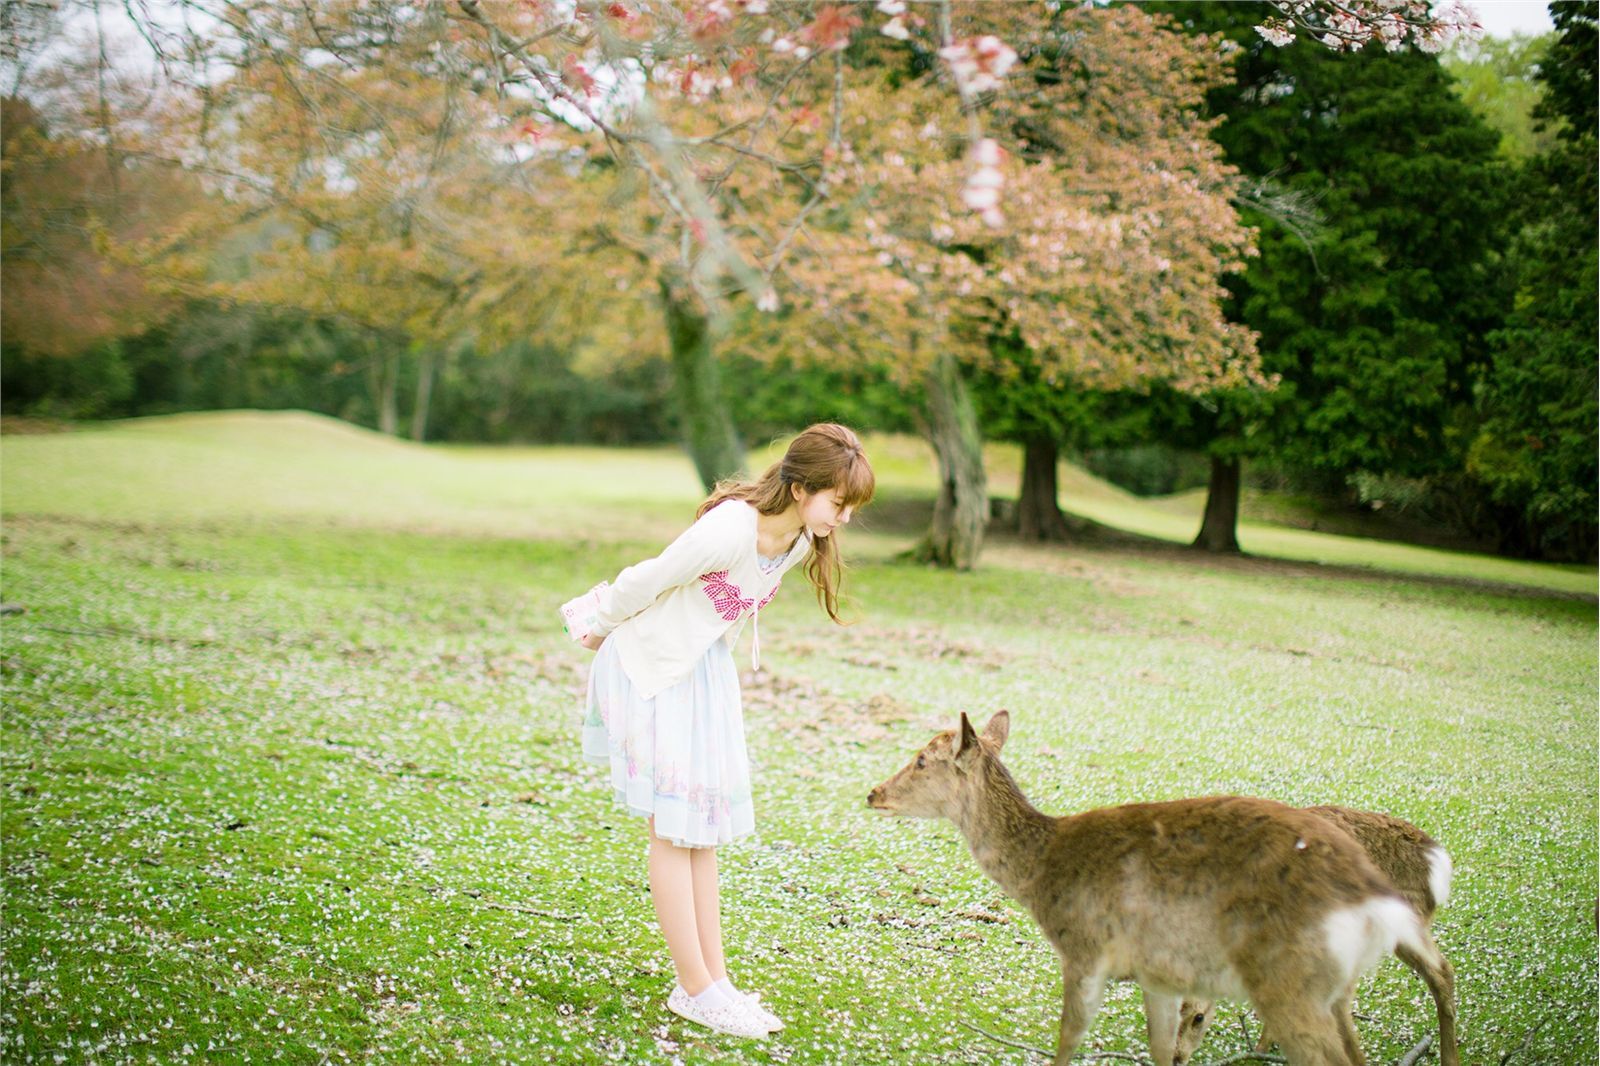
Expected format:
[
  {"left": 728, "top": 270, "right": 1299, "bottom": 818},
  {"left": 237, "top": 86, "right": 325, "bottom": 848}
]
[{"left": 866, "top": 786, "right": 891, "bottom": 810}]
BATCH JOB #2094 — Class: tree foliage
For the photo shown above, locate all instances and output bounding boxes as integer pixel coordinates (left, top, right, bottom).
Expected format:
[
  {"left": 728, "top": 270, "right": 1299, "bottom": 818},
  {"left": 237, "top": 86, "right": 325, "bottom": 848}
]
[
  {"left": 1468, "top": 0, "right": 1598, "bottom": 560},
  {"left": 774, "top": 5, "right": 1262, "bottom": 393},
  {"left": 1147, "top": 3, "right": 1507, "bottom": 525},
  {"left": 1, "top": 92, "right": 192, "bottom": 359},
  {"left": 1443, "top": 32, "right": 1558, "bottom": 159}
]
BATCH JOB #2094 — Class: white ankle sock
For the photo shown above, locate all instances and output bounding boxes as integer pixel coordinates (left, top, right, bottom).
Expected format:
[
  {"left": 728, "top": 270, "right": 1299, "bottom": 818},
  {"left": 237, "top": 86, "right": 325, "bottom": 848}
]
[
  {"left": 689, "top": 983, "right": 731, "bottom": 1010},
  {"left": 713, "top": 977, "right": 741, "bottom": 1000}
]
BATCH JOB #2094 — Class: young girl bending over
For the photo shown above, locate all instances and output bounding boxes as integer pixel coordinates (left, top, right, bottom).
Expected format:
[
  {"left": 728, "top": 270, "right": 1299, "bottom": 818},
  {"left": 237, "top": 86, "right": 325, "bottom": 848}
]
[{"left": 576, "top": 424, "right": 874, "bottom": 1039}]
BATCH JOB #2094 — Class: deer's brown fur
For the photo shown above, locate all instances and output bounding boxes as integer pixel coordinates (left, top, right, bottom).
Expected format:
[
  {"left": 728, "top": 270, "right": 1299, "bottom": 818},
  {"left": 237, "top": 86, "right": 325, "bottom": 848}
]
[
  {"left": 1174, "top": 805, "right": 1457, "bottom": 1066},
  {"left": 866, "top": 712, "right": 1448, "bottom": 1066}
]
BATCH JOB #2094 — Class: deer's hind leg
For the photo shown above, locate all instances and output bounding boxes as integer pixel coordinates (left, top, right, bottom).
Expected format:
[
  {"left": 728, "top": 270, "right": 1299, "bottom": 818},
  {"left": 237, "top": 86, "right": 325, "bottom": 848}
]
[
  {"left": 1398, "top": 929, "right": 1458, "bottom": 1066},
  {"left": 1333, "top": 995, "right": 1366, "bottom": 1065}
]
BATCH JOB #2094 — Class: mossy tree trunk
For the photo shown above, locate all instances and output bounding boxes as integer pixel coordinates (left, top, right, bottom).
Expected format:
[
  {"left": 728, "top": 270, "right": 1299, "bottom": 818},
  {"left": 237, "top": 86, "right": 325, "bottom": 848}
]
[
  {"left": 661, "top": 279, "right": 745, "bottom": 491},
  {"left": 409, "top": 345, "right": 435, "bottom": 442},
  {"left": 911, "top": 347, "right": 987, "bottom": 570},
  {"left": 369, "top": 340, "right": 400, "bottom": 437}
]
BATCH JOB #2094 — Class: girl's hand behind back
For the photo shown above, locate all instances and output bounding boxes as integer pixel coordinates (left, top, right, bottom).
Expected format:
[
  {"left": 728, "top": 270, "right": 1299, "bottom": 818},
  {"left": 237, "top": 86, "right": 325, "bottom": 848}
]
[{"left": 581, "top": 632, "right": 605, "bottom": 652}]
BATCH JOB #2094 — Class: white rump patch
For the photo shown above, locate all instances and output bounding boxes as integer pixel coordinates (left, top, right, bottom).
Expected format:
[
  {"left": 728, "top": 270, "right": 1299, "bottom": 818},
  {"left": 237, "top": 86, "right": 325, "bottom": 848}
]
[
  {"left": 1428, "top": 847, "right": 1453, "bottom": 910},
  {"left": 1322, "top": 897, "right": 1421, "bottom": 988}
]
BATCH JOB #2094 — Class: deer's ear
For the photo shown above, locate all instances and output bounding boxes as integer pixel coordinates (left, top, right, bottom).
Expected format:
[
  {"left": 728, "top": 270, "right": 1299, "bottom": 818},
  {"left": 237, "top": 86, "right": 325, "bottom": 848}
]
[
  {"left": 983, "top": 710, "right": 1010, "bottom": 751},
  {"left": 955, "top": 712, "right": 981, "bottom": 770}
]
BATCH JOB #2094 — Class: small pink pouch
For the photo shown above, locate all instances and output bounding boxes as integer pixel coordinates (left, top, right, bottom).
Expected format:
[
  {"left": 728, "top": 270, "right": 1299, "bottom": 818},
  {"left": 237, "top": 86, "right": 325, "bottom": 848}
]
[{"left": 558, "top": 581, "right": 609, "bottom": 644}]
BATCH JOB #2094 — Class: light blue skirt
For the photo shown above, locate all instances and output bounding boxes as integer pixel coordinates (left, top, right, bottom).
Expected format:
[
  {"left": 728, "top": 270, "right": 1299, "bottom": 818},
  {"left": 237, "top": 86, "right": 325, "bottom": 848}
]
[{"left": 581, "top": 636, "right": 755, "bottom": 849}]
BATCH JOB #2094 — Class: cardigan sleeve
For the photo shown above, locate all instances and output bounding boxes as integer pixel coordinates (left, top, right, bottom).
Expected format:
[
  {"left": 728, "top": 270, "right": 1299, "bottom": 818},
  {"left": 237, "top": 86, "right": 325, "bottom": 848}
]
[{"left": 590, "top": 502, "right": 746, "bottom": 639}]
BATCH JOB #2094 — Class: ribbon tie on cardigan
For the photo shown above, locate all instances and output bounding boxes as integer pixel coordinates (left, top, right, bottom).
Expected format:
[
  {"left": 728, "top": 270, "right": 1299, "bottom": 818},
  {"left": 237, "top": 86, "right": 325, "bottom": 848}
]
[{"left": 751, "top": 607, "right": 761, "bottom": 673}]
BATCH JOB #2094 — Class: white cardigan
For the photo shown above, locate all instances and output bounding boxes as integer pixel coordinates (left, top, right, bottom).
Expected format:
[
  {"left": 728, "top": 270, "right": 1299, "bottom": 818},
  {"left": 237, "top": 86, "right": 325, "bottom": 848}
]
[{"left": 591, "top": 499, "right": 811, "bottom": 700}]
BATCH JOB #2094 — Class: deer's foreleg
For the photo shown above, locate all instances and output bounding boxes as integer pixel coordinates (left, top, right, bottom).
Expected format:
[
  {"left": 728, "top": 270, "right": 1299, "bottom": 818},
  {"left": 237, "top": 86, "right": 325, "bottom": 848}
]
[
  {"left": 1053, "top": 964, "right": 1106, "bottom": 1066},
  {"left": 1143, "top": 987, "right": 1181, "bottom": 1066}
]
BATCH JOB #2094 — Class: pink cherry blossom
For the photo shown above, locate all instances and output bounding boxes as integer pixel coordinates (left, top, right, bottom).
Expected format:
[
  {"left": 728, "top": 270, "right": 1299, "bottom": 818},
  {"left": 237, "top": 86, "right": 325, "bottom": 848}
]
[
  {"left": 939, "top": 35, "right": 1019, "bottom": 96},
  {"left": 1255, "top": 0, "right": 1479, "bottom": 51}
]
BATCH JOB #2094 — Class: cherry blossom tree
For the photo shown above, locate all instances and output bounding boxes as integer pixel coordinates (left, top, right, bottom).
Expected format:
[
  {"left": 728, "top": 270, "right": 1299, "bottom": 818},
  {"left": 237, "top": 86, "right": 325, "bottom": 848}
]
[{"left": 746, "top": 3, "right": 1266, "bottom": 566}]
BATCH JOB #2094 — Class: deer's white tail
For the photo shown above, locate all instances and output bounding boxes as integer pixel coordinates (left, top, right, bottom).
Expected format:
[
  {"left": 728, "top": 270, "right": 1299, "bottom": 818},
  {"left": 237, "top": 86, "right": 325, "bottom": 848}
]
[{"left": 1428, "top": 846, "right": 1453, "bottom": 910}]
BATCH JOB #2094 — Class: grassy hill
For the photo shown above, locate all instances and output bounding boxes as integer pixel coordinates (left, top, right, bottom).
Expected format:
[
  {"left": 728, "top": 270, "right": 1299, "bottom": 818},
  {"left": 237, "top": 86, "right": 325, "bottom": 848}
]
[{"left": 6, "top": 411, "right": 1592, "bottom": 596}]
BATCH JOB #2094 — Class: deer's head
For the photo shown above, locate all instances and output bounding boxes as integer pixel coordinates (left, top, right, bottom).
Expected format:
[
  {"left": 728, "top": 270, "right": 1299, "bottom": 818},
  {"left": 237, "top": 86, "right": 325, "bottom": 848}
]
[
  {"left": 866, "top": 710, "right": 1010, "bottom": 819},
  {"left": 1173, "top": 1001, "right": 1214, "bottom": 1065}
]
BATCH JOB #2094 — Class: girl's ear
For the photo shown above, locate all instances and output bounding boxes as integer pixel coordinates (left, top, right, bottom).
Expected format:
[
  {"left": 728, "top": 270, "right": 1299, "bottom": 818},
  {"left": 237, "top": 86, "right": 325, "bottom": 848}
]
[{"left": 791, "top": 482, "right": 804, "bottom": 503}]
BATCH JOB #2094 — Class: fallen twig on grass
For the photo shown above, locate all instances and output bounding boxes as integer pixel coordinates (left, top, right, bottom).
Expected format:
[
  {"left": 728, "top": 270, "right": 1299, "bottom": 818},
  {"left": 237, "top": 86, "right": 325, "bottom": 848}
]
[
  {"left": 1397, "top": 1033, "right": 1434, "bottom": 1066},
  {"left": 476, "top": 899, "right": 582, "bottom": 921},
  {"left": 29, "top": 622, "right": 217, "bottom": 646},
  {"left": 956, "top": 1019, "right": 1055, "bottom": 1058},
  {"left": 1353, "top": 1010, "right": 1401, "bottom": 1045},
  {"left": 1498, "top": 1018, "right": 1549, "bottom": 1065},
  {"left": 446, "top": 885, "right": 583, "bottom": 921}
]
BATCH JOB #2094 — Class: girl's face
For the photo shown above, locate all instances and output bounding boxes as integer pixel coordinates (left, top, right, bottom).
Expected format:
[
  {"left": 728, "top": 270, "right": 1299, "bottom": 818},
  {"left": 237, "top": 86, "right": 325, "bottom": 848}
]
[{"left": 795, "top": 484, "right": 855, "bottom": 538}]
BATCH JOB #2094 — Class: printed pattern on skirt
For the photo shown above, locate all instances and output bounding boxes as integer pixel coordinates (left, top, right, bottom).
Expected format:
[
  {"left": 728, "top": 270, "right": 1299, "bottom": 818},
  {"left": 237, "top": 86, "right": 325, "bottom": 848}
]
[{"left": 581, "top": 636, "right": 754, "bottom": 848}]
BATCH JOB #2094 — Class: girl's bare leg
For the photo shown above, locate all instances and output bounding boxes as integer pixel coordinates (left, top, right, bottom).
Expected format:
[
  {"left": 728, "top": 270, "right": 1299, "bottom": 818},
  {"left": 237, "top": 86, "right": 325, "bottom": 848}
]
[
  {"left": 648, "top": 819, "right": 712, "bottom": 994},
  {"left": 689, "top": 845, "right": 727, "bottom": 982}
]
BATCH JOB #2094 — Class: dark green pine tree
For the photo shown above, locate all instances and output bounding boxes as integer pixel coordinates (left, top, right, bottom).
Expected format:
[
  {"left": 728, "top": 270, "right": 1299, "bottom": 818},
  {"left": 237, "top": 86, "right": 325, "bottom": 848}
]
[
  {"left": 1143, "top": 1, "right": 1508, "bottom": 552},
  {"left": 1469, "top": 0, "right": 1598, "bottom": 560}
]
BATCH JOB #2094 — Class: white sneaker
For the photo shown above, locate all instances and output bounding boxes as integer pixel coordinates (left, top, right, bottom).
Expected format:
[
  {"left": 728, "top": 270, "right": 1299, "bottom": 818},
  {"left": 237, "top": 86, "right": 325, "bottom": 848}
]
[
  {"left": 736, "top": 990, "right": 784, "bottom": 1032},
  {"left": 666, "top": 986, "right": 770, "bottom": 1039}
]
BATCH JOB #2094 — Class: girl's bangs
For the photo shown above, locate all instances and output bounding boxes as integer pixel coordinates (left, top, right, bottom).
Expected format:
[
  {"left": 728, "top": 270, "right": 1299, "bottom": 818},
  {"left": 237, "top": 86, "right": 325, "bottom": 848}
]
[{"left": 838, "top": 455, "right": 876, "bottom": 507}]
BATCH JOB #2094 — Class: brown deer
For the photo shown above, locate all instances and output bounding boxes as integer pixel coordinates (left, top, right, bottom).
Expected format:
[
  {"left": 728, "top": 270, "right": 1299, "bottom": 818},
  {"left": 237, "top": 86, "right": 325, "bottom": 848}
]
[
  {"left": 1173, "top": 806, "right": 1456, "bottom": 1066},
  {"left": 866, "top": 711, "right": 1451, "bottom": 1066}
]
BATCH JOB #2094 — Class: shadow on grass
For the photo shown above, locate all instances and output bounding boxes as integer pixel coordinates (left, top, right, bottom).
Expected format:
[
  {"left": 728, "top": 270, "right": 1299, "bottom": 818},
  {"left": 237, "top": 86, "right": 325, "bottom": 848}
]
[{"left": 864, "top": 489, "right": 1598, "bottom": 605}]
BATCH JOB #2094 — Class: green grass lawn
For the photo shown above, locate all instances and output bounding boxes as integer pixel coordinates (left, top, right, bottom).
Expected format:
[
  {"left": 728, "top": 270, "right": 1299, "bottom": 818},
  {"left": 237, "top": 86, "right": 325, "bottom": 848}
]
[{"left": 3, "top": 412, "right": 1596, "bottom": 1065}]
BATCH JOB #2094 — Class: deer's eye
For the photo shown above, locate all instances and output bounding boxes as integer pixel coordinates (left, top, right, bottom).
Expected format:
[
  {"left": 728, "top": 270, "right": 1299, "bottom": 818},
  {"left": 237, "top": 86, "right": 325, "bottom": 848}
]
[
  {"left": 915, "top": 755, "right": 926, "bottom": 770},
  {"left": 1192, "top": 1013, "right": 1206, "bottom": 1026}
]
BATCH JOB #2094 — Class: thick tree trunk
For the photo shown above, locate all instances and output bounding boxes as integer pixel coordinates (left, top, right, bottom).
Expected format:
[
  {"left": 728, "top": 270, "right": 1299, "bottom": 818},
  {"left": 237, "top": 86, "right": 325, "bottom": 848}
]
[
  {"left": 370, "top": 344, "right": 400, "bottom": 436},
  {"left": 1017, "top": 434, "right": 1071, "bottom": 541},
  {"left": 1193, "top": 454, "right": 1242, "bottom": 553},
  {"left": 661, "top": 281, "right": 744, "bottom": 491},
  {"left": 409, "top": 346, "right": 435, "bottom": 443},
  {"left": 911, "top": 348, "right": 987, "bottom": 570}
]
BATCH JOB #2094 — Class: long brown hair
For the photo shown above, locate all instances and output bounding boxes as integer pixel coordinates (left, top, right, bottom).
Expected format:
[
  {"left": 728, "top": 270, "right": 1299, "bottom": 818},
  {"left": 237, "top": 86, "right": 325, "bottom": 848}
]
[{"left": 697, "top": 423, "right": 875, "bottom": 623}]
